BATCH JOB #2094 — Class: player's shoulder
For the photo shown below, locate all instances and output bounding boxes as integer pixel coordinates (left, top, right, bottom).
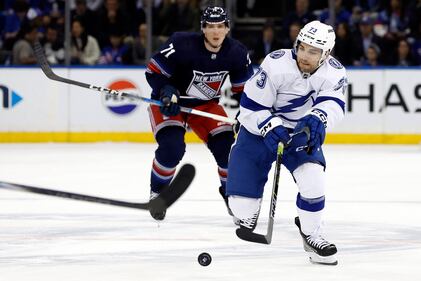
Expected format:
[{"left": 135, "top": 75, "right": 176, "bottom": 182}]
[
  {"left": 315, "top": 56, "right": 347, "bottom": 87},
  {"left": 225, "top": 37, "right": 249, "bottom": 55},
  {"left": 262, "top": 49, "right": 296, "bottom": 72},
  {"left": 324, "top": 56, "right": 347, "bottom": 76},
  {"left": 266, "top": 49, "right": 295, "bottom": 64}
]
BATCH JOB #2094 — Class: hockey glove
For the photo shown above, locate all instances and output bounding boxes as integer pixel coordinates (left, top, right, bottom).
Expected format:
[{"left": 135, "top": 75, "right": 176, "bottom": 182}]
[
  {"left": 159, "top": 85, "right": 180, "bottom": 116},
  {"left": 259, "top": 117, "right": 291, "bottom": 155},
  {"left": 294, "top": 109, "right": 327, "bottom": 154}
]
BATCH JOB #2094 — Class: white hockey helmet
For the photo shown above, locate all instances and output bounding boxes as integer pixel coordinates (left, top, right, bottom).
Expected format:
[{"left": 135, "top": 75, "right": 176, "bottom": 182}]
[{"left": 294, "top": 20, "right": 336, "bottom": 67}]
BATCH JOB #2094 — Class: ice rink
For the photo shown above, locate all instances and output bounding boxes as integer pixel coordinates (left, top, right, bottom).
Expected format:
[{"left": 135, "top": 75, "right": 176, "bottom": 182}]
[{"left": 0, "top": 142, "right": 420, "bottom": 281}]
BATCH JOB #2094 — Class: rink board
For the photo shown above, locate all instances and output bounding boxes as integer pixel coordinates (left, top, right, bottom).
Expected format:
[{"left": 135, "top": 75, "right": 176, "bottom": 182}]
[{"left": 1, "top": 67, "right": 420, "bottom": 144}]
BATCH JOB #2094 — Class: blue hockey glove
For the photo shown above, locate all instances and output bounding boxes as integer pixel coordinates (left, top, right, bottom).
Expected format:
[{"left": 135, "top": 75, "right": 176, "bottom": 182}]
[
  {"left": 159, "top": 85, "right": 180, "bottom": 116},
  {"left": 259, "top": 117, "right": 291, "bottom": 155},
  {"left": 294, "top": 109, "right": 327, "bottom": 154}
]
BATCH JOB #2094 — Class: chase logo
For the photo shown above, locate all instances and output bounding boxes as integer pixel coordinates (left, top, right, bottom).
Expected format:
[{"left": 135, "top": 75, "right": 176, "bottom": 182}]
[
  {"left": 102, "top": 80, "right": 140, "bottom": 115},
  {"left": 0, "top": 85, "right": 23, "bottom": 109}
]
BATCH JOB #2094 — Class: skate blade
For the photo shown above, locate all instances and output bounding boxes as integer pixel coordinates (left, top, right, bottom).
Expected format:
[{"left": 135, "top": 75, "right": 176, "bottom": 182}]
[{"left": 308, "top": 253, "right": 338, "bottom": 266}]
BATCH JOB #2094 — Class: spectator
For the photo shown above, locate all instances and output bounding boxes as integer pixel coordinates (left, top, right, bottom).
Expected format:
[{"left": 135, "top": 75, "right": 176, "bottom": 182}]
[
  {"left": 12, "top": 21, "right": 38, "bottom": 65},
  {"left": 391, "top": 38, "right": 417, "bottom": 66},
  {"left": 281, "top": 21, "right": 301, "bottom": 49},
  {"left": 377, "top": 0, "right": 409, "bottom": 39},
  {"left": 71, "top": 18, "right": 100, "bottom": 65},
  {"left": 361, "top": 43, "right": 381, "bottom": 66},
  {"left": 159, "top": 0, "right": 199, "bottom": 36},
  {"left": 352, "top": 15, "right": 384, "bottom": 65},
  {"left": 98, "top": 28, "right": 130, "bottom": 65},
  {"left": 131, "top": 23, "right": 162, "bottom": 65},
  {"left": 96, "top": 0, "right": 131, "bottom": 47},
  {"left": 334, "top": 22, "right": 355, "bottom": 65},
  {"left": 41, "top": 24, "right": 64, "bottom": 64},
  {"left": 282, "top": 0, "right": 316, "bottom": 36},
  {"left": 353, "top": 0, "right": 383, "bottom": 12},
  {"left": 319, "top": 0, "right": 351, "bottom": 25},
  {"left": 2, "top": 0, "right": 30, "bottom": 51},
  {"left": 71, "top": 0, "right": 98, "bottom": 36},
  {"left": 251, "top": 20, "right": 283, "bottom": 64},
  {"left": 70, "top": 0, "right": 104, "bottom": 11},
  {"left": 135, "top": 0, "right": 164, "bottom": 36},
  {"left": 407, "top": 0, "right": 421, "bottom": 38}
]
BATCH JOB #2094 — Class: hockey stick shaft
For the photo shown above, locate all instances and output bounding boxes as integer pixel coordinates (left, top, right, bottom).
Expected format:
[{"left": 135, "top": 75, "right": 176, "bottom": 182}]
[
  {"left": 0, "top": 164, "right": 195, "bottom": 211},
  {"left": 0, "top": 181, "right": 149, "bottom": 209},
  {"left": 33, "top": 41, "right": 236, "bottom": 125}
]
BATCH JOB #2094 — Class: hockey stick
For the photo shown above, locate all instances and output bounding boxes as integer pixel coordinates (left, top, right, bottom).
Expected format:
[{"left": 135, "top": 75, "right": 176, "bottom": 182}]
[
  {"left": 235, "top": 128, "right": 310, "bottom": 244},
  {"left": 0, "top": 163, "right": 195, "bottom": 211},
  {"left": 32, "top": 41, "right": 236, "bottom": 125}
]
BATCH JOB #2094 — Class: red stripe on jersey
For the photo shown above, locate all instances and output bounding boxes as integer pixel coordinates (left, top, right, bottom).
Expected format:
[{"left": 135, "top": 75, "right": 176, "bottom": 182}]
[{"left": 147, "top": 62, "right": 162, "bottom": 74}]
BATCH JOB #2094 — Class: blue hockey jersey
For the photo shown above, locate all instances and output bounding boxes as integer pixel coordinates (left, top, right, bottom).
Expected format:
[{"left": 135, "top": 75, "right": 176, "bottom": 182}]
[{"left": 146, "top": 32, "right": 253, "bottom": 107}]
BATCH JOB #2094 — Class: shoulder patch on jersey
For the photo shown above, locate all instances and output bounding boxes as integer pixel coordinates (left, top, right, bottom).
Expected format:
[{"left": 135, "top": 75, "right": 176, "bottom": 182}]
[
  {"left": 328, "top": 58, "right": 343, "bottom": 69},
  {"left": 269, "top": 50, "right": 285, "bottom": 59}
]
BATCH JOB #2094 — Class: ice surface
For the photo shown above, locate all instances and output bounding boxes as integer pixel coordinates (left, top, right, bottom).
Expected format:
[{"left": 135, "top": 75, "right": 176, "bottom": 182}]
[{"left": 0, "top": 143, "right": 420, "bottom": 281}]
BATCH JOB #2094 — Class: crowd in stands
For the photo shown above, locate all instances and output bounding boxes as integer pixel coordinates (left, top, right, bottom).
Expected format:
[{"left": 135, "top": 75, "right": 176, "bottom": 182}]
[{"left": 1, "top": 0, "right": 421, "bottom": 67}]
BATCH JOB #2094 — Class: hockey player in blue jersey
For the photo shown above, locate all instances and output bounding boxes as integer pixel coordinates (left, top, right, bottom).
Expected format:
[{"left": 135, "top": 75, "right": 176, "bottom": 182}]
[
  {"left": 226, "top": 21, "right": 347, "bottom": 265},
  {"left": 145, "top": 6, "right": 253, "bottom": 220}
]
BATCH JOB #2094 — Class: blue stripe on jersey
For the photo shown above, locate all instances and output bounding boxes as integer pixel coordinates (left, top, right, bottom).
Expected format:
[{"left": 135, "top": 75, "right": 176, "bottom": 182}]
[
  {"left": 240, "top": 93, "right": 271, "bottom": 111},
  {"left": 313, "top": 96, "right": 345, "bottom": 113},
  {"left": 257, "top": 115, "right": 275, "bottom": 129},
  {"left": 296, "top": 193, "right": 325, "bottom": 212},
  {"left": 274, "top": 90, "right": 315, "bottom": 114}
]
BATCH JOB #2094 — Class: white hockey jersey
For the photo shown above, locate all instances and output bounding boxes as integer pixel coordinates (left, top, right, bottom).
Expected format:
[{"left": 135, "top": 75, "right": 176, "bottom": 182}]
[{"left": 238, "top": 49, "right": 347, "bottom": 135}]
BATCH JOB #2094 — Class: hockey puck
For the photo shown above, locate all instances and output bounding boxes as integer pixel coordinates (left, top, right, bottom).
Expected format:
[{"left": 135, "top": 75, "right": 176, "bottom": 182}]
[{"left": 198, "top": 252, "right": 212, "bottom": 266}]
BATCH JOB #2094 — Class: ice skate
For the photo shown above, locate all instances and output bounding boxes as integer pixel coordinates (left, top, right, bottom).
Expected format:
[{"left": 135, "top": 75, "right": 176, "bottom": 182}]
[
  {"left": 149, "top": 191, "right": 166, "bottom": 220},
  {"left": 295, "top": 217, "right": 338, "bottom": 265}
]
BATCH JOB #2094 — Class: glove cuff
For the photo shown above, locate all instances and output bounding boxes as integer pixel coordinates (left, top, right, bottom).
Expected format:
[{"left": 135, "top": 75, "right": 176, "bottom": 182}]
[
  {"left": 258, "top": 116, "right": 283, "bottom": 137},
  {"left": 310, "top": 109, "right": 328, "bottom": 128}
]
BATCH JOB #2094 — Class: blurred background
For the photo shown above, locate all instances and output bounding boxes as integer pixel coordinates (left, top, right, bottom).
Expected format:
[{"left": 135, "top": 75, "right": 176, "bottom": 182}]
[
  {"left": 0, "top": 0, "right": 420, "bottom": 144},
  {"left": 1, "top": 0, "right": 421, "bottom": 67}
]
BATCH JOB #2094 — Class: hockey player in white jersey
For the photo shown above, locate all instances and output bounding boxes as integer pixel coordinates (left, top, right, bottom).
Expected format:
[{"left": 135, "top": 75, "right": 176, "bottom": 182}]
[{"left": 225, "top": 21, "right": 347, "bottom": 265}]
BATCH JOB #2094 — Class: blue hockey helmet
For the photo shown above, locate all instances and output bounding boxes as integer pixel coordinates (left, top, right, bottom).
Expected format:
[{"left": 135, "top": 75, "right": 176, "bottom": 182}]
[{"left": 201, "top": 6, "right": 229, "bottom": 28}]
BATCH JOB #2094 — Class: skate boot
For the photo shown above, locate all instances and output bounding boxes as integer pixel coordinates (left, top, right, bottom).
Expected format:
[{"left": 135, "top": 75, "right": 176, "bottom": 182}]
[
  {"left": 295, "top": 216, "right": 338, "bottom": 265},
  {"left": 149, "top": 191, "right": 166, "bottom": 220},
  {"left": 238, "top": 212, "right": 259, "bottom": 231}
]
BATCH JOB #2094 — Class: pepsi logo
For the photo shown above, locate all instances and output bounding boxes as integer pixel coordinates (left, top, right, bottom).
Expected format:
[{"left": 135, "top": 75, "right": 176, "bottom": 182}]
[{"left": 102, "top": 79, "right": 140, "bottom": 115}]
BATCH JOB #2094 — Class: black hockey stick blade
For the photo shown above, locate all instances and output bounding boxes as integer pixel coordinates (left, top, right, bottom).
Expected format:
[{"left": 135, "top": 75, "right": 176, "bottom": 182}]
[
  {"left": 0, "top": 164, "right": 195, "bottom": 211},
  {"left": 235, "top": 217, "right": 274, "bottom": 244},
  {"left": 148, "top": 163, "right": 195, "bottom": 214},
  {"left": 235, "top": 227, "right": 271, "bottom": 244}
]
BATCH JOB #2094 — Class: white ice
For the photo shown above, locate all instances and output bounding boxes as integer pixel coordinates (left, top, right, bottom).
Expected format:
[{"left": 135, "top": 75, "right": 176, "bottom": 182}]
[{"left": 0, "top": 143, "right": 420, "bottom": 281}]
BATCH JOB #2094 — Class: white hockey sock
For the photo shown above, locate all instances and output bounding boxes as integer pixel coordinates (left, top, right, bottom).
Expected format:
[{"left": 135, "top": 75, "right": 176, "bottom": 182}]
[{"left": 297, "top": 209, "right": 323, "bottom": 235}]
